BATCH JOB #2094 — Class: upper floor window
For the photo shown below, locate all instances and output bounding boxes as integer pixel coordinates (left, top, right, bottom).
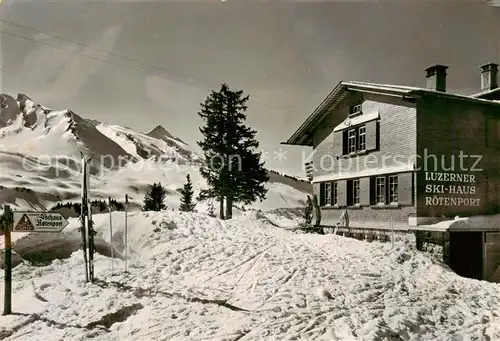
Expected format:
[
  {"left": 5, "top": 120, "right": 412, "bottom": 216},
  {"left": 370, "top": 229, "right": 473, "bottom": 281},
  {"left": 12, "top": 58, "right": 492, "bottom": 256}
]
[
  {"left": 348, "top": 128, "right": 357, "bottom": 153},
  {"left": 345, "top": 124, "right": 368, "bottom": 154},
  {"left": 349, "top": 103, "right": 362, "bottom": 117},
  {"left": 332, "top": 110, "right": 379, "bottom": 157}
]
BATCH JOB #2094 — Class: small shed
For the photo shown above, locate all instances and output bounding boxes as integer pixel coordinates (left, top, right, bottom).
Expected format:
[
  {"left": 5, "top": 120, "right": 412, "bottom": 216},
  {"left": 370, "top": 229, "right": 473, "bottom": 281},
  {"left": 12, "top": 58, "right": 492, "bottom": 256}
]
[{"left": 413, "top": 215, "right": 500, "bottom": 282}]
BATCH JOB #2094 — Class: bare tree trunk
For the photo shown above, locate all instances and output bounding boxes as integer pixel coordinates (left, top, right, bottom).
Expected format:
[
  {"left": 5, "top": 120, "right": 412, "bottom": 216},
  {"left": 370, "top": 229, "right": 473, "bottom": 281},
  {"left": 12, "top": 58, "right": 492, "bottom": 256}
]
[
  {"left": 225, "top": 196, "right": 233, "bottom": 219},
  {"left": 219, "top": 196, "right": 225, "bottom": 220}
]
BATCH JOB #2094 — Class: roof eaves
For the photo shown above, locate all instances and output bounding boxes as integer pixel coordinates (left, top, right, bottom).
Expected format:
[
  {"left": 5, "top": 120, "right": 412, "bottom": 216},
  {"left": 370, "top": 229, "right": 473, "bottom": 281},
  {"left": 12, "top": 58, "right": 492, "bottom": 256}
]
[
  {"left": 411, "top": 88, "right": 500, "bottom": 106},
  {"left": 342, "top": 81, "right": 420, "bottom": 93},
  {"left": 284, "top": 81, "right": 415, "bottom": 146},
  {"left": 470, "top": 87, "right": 500, "bottom": 98},
  {"left": 342, "top": 81, "right": 416, "bottom": 97},
  {"left": 285, "top": 81, "right": 345, "bottom": 146}
]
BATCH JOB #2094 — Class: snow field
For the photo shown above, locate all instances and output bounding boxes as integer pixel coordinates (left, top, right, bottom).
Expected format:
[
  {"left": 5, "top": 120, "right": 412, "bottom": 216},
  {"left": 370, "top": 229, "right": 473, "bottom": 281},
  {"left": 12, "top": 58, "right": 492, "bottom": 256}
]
[{"left": 0, "top": 210, "right": 499, "bottom": 340}]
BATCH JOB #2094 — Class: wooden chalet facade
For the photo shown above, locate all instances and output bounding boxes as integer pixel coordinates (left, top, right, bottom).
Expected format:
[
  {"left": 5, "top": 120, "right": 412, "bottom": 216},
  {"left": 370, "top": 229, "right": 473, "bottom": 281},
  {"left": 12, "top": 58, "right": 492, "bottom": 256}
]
[{"left": 283, "top": 64, "right": 500, "bottom": 281}]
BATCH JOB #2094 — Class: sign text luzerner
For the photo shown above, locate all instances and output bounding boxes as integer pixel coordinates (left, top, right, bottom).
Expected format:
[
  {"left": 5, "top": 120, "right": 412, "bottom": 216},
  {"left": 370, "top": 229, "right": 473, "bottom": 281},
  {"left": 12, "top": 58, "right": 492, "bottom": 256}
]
[{"left": 424, "top": 171, "right": 481, "bottom": 207}]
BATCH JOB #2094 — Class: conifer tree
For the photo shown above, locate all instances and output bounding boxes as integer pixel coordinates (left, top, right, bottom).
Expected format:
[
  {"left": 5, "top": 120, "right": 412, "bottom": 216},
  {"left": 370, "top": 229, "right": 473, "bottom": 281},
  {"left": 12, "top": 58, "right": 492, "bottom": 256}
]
[
  {"left": 143, "top": 182, "right": 167, "bottom": 211},
  {"left": 179, "top": 174, "right": 196, "bottom": 212},
  {"left": 197, "top": 83, "right": 269, "bottom": 219}
]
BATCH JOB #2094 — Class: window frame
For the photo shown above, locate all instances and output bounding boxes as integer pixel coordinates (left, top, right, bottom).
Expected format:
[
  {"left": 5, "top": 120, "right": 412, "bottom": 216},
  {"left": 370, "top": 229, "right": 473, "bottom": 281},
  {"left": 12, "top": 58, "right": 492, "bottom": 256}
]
[
  {"left": 352, "top": 179, "right": 360, "bottom": 205},
  {"left": 388, "top": 175, "right": 398, "bottom": 204},
  {"left": 332, "top": 182, "right": 338, "bottom": 206},
  {"left": 358, "top": 125, "right": 366, "bottom": 151},
  {"left": 349, "top": 103, "right": 363, "bottom": 117},
  {"left": 324, "top": 182, "right": 332, "bottom": 206},
  {"left": 343, "top": 123, "right": 372, "bottom": 155},
  {"left": 347, "top": 128, "right": 357, "bottom": 153},
  {"left": 375, "top": 176, "right": 386, "bottom": 204}
]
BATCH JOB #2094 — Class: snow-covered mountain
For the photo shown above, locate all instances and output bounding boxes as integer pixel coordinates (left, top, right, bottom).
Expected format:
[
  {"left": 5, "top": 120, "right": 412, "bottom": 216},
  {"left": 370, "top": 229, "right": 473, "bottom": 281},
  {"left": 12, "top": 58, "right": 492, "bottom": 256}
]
[{"left": 0, "top": 93, "right": 310, "bottom": 212}]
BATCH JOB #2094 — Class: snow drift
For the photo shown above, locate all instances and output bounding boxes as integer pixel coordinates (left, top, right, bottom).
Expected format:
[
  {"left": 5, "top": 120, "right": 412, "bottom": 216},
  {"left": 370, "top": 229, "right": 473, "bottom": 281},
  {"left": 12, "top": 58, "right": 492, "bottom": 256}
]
[{"left": 1, "top": 210, "right": 499, "bottom": 340}]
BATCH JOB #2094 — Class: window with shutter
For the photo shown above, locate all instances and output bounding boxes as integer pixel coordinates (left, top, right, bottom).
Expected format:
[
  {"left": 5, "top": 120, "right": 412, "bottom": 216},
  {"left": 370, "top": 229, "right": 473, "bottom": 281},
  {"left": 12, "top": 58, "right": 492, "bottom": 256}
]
[
  {"left": 351, "top": 179, "right": 360, "bottom": 205},
  {"left": 388, "top": 175, "right": 398, "bottom": 203},
  {"left": 359, "top": 177, "right": 370, "bottom": 206},
  {"left": 313, "top": 183, "right": 321, "bottom": 202},
  {"left": 358, "top": 125, "right": 366, "bottom": 151},
  {"left": 324, "top": 183, "right": 331, "bottom": 205},
  {"left": 348, "top": 129, "right": 357, "bottom": 153},
  {"left": 365, "top": 120, "right": 378, "bottom": 151},
  {"left": 375, "top": 176, "right": 386, "bottom": 204},
  {"left": 332, "top": 131, "right": 343, "bottom": 157},
  {"left": 337, "top": 180, "right": 347, "bottom": 207},
  {"left": 332, "top": 182, "right": 338, "bottom": 206},
  {"left": 319, "top": 183, "right": 325, "bottom": 205},
  {"left": 397, "top": 172, "right": 413, "bottom": 206}
]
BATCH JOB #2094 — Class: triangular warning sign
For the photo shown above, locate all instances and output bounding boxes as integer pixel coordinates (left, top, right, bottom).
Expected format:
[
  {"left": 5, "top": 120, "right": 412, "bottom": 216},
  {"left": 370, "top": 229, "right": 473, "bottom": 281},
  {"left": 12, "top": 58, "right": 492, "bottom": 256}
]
[{"left": 15, "top": 214, "right": 35, "bottom": 231}]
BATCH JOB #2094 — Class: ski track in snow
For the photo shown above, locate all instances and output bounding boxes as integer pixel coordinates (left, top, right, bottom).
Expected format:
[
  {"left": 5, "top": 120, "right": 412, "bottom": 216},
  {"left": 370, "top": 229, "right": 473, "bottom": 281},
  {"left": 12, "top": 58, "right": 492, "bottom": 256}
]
[{"left": 1, "top": 210, "right": 500, "bottom": 341}]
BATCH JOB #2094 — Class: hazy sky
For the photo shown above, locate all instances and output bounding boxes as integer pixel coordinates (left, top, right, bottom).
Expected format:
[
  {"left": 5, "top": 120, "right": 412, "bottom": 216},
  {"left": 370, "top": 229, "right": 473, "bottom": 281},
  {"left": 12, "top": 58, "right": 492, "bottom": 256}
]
[{"left": 1, "top": 1, "right": 499, "bottom": 176}]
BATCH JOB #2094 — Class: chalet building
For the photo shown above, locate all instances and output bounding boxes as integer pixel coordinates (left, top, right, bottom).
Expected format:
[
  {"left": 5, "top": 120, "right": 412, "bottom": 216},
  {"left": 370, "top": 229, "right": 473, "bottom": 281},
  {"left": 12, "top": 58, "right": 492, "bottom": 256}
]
[{"left": 283, "top": 63, "right": 500, "bottom": 282}]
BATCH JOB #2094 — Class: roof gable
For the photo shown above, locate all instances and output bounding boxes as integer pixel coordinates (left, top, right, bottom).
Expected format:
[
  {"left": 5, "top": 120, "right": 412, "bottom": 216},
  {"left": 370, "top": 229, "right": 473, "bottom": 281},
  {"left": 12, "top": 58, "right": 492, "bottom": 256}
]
[{"left": 283, "top": 81, "right": 500, "bottom": 146}]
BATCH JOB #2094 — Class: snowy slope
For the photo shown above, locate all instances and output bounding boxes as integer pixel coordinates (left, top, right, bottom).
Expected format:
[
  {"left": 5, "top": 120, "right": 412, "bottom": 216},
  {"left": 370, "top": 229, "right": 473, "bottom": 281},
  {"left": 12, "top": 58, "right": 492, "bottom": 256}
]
[
  {"left": 0, "top": 93, "right": 309, "bottom": 211},
  {"left": 1, "top": 211, "right": 499, "bottom": 340}
]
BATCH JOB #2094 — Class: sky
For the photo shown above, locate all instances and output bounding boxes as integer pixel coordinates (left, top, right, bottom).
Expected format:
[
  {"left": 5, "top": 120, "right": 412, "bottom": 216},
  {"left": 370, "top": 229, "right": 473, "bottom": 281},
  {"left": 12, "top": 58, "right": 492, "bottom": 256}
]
[{"left": 1, "top": 1, "right": 499, "bottom": 177}]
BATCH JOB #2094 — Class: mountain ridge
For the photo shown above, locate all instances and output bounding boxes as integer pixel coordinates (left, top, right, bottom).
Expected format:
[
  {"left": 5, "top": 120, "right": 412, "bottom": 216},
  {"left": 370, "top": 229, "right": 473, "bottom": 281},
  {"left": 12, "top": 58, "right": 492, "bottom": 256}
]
[{"left": 0, "top": 93, "right": 311, "bottom": 212}]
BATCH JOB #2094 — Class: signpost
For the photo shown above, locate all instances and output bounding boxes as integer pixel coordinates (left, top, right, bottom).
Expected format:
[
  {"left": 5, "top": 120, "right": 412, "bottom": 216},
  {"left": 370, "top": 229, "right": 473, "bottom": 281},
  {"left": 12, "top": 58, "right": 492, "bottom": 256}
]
[
  {"left": 12, "top": 212, "right": 69, "bottom": 232},
  {"left": 2, "top": 206, "right": 13, "bottom": 316},
  {"left": 80, "top": 152, "right": 93, "bottom": 282},
  {"left": 124, "top": 194, "right": 128, "bottom": 273},
  {"left": 2, "top": 208, "right": 68, "bottom": 316},
  {"left": 108, "top": 197, "right": 114, "bottom": 272}
]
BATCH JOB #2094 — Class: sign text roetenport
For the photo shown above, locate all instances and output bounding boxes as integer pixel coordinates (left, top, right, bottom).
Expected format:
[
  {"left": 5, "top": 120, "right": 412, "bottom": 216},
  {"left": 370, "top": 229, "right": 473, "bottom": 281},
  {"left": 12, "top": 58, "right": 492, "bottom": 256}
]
[{"left": 12, "top": 211, "right": 69, "bottom": 232}]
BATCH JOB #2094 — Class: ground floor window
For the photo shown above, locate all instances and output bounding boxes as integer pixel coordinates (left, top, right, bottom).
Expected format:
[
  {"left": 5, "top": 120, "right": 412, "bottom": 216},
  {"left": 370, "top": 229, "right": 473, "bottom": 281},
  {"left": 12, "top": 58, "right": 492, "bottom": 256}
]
[
  {"left": 388, "top": 175, "right": 398, "bottom": 204},
  {"left": 332, "top": 182, "right": 338, "bottom": 205},
  {"left": 318, "top": 172, "right": 413, "bottom": 207},
  {"left": 349, "top": 179, "right": 360, "bottom": 206},
  {"left": 375, "top": 176, "right": 385, "bottom": 204},
  {"left": 324, "top": 182, "right": 331, "bottom": 205}
]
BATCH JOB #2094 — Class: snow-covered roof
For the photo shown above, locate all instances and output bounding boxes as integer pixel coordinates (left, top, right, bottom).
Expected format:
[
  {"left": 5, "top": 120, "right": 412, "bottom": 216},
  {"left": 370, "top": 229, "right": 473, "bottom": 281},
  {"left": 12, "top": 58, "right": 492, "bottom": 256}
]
[
  {"left": 333, "top": 109, "right": 379, "bottom": 133},
  {"left": 283, "top": 80, "right": 500, "bottom": 146},
  {"left": 470, "top": 87, "right": 500, "bottom": 99}
]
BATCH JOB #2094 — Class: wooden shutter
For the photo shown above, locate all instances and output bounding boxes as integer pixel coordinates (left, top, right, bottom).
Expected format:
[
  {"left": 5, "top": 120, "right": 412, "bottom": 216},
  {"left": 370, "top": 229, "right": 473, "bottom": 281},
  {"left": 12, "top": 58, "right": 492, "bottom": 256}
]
[
  {"left": 332, "top": 131, "right": 343, "bottom": 157},
  {"left": 359, "top": 177, "right": 370, "bottom": 206},
  {"left": 337, "top": 180, "right": 347, "bottom": 207},
  {"left": 319, "top": 183, "right": 325, "bottom": 206},
  {"left": 365, "top": 120, "right": 377, "bottom": 151},
  {"left": 313, "top": 183, "right": 320, "bottom": 202},
  {"left": 398, "top": 172, "right": 413, "bottom": 205}
]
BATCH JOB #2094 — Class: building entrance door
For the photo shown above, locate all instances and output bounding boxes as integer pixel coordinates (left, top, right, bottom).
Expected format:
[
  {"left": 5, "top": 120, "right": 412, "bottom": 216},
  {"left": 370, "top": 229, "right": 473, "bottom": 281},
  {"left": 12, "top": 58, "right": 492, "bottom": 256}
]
[{"left": 450, "top": 231, "right": 483, "bottom": 280}]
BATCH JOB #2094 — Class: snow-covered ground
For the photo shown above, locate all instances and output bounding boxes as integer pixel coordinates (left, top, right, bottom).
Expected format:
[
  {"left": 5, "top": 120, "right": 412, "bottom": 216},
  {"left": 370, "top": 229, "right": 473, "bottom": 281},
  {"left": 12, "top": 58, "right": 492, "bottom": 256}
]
[{"left": 1, "top": 210, "right": 499, "bottom": 340}]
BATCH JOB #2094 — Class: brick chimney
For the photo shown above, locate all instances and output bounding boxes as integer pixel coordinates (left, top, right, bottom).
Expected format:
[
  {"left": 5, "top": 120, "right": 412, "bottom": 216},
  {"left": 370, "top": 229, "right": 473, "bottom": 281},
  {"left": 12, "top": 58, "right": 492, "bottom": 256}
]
[
  {"left": 425, "top": 65, "right": 448, "bottom": 92},
  {"left": 480, "top": 63, "right": 498, "bottom": 91}
]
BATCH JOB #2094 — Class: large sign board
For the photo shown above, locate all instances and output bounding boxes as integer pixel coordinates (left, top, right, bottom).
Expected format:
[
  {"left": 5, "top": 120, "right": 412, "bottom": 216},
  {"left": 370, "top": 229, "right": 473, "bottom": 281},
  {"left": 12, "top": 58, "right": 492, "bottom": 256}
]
[
  {"left": 423, "top": 171, "right": 481, "bottom": 208},
  {"left": 12, "top": 211, "right": 69, "bottom": 232}
]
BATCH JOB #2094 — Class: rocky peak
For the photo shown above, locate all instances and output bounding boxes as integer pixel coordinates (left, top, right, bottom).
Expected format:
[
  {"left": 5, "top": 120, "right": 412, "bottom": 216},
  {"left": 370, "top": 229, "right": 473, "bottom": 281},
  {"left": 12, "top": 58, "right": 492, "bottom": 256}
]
[{"left": 146, "top": 124, "right": 186, "bottom": 145}]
